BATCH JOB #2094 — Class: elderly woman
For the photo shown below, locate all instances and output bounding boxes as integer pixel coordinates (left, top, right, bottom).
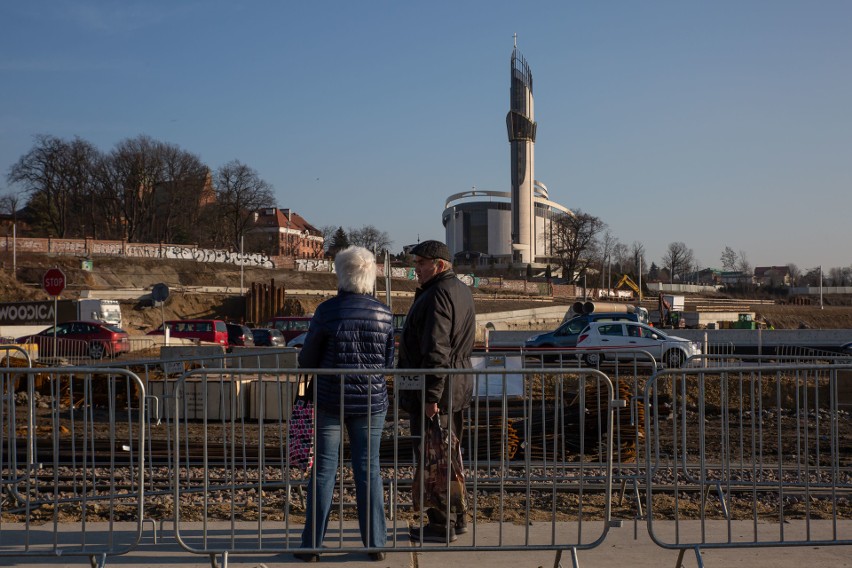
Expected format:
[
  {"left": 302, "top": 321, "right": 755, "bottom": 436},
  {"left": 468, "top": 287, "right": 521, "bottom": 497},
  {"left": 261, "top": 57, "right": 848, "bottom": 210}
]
[{"left": 295, "top": 246, "right": 394, "bottom": 563}]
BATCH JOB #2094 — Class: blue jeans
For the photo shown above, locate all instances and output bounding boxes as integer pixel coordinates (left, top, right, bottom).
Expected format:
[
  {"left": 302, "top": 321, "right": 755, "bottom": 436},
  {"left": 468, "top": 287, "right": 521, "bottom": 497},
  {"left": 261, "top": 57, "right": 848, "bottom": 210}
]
[{"left": 301, "top": 408, "right": 387, "bottom": 550}]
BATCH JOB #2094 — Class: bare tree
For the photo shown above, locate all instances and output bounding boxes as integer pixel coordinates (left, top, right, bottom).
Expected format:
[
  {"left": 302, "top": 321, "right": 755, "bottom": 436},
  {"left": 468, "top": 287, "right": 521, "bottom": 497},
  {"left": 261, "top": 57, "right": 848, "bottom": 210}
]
[
  {"left": 828, "top": 266, "right": 852, "bottom": 287},
  {"left": 103, "top": 135, "right": 166, "bottom": 242},
  {"left": 319, "top": 225, "right": 338, "bottom": 253},
  {"left": 630, "top": 241, "right": 646, "bottom": 278},
  {"left": 721, "top": 246, "right": 737, "bottom": 271},
  {"left": 0, "top": 191, "right": 22, "bottom": 221},
  {"left": 8, "top": 134, "right": 101, "bottom": 238},
  {"left": 597, "top": 231, "right": 619, "bottom": 288},
  {"left": 100, "top": 135, "right": 214, "bottom": 244},
  {"left": 215, "top": 160, "right": 276, "bottom": 250},
  {"left": 662, "top": 242, "right": 695, "bottom": 283},
  {"left": 348, "top": 225, "right": 392, "bottom": 254},
  {"left": 736, "top": 250, "right": 753, "bottom": 276},
  {"left": 550, "top": 210, "right": 606, "bottom": 284},
  {"left": 786, "top": 263, "right": 801, "bottom": 286},
  {"left": 612, "top": 242, "right": 630, "bottom": 276}
]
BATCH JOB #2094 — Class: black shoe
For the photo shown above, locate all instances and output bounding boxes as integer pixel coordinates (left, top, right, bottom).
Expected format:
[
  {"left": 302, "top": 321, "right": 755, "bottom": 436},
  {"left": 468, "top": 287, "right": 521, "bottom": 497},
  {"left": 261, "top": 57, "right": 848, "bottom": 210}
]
[
  {"left": 294, "top": 552, "right": 319, "bottom": 562},
  {"left": 408, "top": 524, "right": 457, "bottom": 543},
  {"left": 454, "top": 516, "right": 468, "bottom": 535},
  {"left": 368, "top": 552, "right": 386, "bottom": 561}
]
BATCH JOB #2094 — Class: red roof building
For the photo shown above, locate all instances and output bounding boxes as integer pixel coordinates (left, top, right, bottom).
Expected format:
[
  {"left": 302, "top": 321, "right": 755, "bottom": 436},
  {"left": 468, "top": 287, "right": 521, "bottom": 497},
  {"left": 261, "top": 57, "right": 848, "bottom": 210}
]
[{"left": 247, "top": 208, "right": 324, "bottom": 262}]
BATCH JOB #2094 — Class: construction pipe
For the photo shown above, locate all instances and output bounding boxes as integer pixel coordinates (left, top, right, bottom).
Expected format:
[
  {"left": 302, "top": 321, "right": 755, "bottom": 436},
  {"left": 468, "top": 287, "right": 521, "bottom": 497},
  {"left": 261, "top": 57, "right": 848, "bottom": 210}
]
[{"left": 583, "top": 301, "right": 636, "bottom": 314}]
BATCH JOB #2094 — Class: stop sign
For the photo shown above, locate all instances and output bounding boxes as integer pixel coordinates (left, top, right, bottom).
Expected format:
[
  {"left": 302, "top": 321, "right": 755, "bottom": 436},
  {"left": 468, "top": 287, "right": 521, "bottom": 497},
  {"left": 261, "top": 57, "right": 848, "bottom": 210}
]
[{"left": 43, "top": 267, "right": 66, "bottom": 296}]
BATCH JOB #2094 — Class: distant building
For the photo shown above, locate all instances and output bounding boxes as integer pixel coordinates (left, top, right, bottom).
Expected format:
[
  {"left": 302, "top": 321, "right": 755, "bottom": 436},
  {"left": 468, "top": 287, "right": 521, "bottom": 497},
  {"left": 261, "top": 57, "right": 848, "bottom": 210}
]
[
  {"left": 247, "top": 208, "right": 324, "bottom": 260},
  {"left": 721, "top": 271, "right": 753, "bottom": 287},
  {"left": 754, "top": 266, "right": 792, "bottom": 287}
]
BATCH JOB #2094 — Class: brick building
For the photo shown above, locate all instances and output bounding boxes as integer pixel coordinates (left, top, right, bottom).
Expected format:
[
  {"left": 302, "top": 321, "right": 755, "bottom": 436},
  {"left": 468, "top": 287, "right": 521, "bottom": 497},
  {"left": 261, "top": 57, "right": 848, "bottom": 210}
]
[{"left": 247, "top": 208, "right": 324, "bottom": 261}]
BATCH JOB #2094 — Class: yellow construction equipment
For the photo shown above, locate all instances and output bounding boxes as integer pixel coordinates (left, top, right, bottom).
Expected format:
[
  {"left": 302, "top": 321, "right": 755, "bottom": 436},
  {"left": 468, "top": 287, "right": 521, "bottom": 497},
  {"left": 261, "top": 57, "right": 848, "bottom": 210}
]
[{"left": 615, "top": 274, "right": 641, "bottom": 299}]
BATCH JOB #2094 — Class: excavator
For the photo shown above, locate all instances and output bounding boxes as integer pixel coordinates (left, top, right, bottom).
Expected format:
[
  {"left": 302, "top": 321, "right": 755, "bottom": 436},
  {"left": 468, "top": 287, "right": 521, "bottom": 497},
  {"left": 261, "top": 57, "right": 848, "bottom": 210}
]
[{"left": 615, "top": 274, "right": 642, "bottom": 300}]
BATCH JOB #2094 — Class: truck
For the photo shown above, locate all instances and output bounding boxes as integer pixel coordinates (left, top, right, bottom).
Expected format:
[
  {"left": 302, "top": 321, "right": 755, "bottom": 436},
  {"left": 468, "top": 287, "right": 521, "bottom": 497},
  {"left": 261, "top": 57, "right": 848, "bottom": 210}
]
[{"left": 0, "top": 299, "right": 122, "bottom": 329}]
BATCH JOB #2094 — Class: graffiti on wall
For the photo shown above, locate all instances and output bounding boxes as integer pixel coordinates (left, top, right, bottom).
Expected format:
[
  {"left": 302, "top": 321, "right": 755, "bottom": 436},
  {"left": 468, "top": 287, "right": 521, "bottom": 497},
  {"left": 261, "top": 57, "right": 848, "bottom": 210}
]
[
  {"left": 296, "top": 258, "right": 332, "bottom": 272},
  {"left": 0, "top": 237, "right": 274, "bottom": 268},
  {"left": 125, "top": 244, "right": 274, "bottom": 267}
]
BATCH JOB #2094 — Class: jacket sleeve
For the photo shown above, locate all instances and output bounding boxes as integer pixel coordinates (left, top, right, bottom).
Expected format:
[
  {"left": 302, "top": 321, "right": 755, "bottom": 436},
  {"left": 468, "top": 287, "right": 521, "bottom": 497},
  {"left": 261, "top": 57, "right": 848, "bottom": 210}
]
[
  {"left": 384, "top": 328, "right": 395, "bottom": 369},
  {"left": 297, "top": 313, "right": 324, "bottom": 369},
  {"left": 420, "top": 288, "right": 454, "bottom": 403}
]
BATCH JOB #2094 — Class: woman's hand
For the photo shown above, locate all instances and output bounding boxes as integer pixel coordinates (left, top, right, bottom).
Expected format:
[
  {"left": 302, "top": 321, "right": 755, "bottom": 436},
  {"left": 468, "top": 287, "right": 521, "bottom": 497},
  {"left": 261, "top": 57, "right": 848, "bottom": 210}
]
[{"left": 425, "top": 402, "right": 439, "bottom": 418}]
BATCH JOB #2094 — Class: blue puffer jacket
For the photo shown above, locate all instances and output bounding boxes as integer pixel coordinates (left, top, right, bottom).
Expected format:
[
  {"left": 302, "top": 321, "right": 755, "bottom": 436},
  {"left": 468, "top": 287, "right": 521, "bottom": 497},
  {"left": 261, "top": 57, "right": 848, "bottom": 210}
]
[{"left": 297, "top": 291, "right": 394, "bottom": 416}]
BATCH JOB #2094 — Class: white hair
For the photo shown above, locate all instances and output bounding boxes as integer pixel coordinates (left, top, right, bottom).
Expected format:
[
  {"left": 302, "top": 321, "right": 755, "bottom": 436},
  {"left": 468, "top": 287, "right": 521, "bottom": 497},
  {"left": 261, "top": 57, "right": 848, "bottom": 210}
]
[{"left": 334, "top": 246, "right": 377, "bottom": 294}]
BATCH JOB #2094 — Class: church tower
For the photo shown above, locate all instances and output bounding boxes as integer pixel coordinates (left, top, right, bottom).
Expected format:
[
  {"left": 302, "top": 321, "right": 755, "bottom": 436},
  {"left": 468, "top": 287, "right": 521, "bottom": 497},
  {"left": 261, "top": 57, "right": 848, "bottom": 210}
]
[{"left": 506, "top": 39, "right": 537, "bottom": 264}]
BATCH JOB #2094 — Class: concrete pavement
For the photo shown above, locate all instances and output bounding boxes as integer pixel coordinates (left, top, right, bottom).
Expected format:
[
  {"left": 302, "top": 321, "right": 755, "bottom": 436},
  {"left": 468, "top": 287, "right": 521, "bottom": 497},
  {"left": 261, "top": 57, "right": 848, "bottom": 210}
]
[{"left": 4, "top": 520, "right": 852, "bottom": 567}]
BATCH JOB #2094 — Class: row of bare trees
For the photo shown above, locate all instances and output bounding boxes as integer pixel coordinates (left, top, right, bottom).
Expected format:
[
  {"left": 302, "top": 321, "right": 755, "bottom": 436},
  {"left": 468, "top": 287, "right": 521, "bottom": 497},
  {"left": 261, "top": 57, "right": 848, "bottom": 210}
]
[
  {"left": 546, "top": 212, "right": 851, "bottom": 287},
  {"left": 548, "top": 209, "right": 649, "bottom": 286},
  {"left": 4, "top": 134, "right": 275, "bottom": 250}
]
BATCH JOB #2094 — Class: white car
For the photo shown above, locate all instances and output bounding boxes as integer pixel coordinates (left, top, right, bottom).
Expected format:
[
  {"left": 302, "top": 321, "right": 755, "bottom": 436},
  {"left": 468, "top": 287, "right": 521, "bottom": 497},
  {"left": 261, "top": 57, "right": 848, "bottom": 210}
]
[
  {"left": 287, "top": 331, "right": 307, "bottom": 348},
  {"left": 576, "top": 321, "right": 701, "bottom": 367}
]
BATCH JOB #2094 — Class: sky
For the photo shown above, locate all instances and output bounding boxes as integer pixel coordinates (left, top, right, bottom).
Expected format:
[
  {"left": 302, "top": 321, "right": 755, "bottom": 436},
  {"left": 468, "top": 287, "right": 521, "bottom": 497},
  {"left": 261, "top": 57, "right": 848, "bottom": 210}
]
[{"left": 1, "top": 1, "right": 851, "bottom": 273}]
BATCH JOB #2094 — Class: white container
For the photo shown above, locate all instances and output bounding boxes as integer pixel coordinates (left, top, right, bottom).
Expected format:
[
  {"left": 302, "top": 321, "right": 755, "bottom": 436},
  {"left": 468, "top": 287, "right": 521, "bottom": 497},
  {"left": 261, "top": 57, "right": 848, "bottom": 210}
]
[
  {"left": 248, "top": 376, "right": 301, "bottom": 421},
  {"left": 149, "top": 377, "right": 249, "bottom": 421}
]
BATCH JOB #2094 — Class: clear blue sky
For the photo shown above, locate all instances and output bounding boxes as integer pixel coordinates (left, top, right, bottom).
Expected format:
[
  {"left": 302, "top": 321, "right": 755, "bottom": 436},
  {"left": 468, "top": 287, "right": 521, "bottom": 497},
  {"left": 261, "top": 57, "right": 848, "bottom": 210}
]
[{"left": 2, "top": 1, "right": 850, "bottom": 272}]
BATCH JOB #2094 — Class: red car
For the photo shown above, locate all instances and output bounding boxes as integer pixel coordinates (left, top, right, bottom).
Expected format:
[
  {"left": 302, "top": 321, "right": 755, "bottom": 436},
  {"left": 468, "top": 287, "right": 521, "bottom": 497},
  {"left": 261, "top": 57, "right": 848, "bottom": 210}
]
[{"left": 17, "top": 320, "right": 130, "bottom": 360}]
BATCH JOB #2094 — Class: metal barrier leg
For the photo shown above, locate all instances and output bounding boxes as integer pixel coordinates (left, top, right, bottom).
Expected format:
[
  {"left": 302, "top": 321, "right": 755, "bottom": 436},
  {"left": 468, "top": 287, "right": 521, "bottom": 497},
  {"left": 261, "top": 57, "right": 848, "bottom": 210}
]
[
  {"left": 142, "top": 518, "right": 158, "bottom": 544},
  {"left": 553, "top": 547, "right": 581, "bottom": 568},
  {"left": 89, "top": 553, "right": 107, "bottom": 568},
  {"left": 632, "top": 479, "right": 644, "bottom": 518},
  {"left": 692, "top": 547, "right": 704, "bottom": 568}
]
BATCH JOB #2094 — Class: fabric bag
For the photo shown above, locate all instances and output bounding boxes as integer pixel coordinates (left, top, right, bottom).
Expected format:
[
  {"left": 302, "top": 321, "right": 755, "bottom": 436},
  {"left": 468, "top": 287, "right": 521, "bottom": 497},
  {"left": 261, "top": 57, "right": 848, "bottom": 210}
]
[
  {"left": 412, "top": 416, "right": 467, "bottom": 514},
  {"left": 288, "top": 375, "right": 314, "bottom": 471}
]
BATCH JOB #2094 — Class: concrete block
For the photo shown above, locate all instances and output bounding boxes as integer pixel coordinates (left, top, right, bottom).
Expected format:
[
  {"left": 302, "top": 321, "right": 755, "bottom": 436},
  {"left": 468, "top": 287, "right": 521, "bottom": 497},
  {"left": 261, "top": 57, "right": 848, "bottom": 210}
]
[
  {"left": 227, "top": 347, "right": 298, "bottom": 370},
  {"left": 160, "top": 345, "right": 226, "bottom": 368}
]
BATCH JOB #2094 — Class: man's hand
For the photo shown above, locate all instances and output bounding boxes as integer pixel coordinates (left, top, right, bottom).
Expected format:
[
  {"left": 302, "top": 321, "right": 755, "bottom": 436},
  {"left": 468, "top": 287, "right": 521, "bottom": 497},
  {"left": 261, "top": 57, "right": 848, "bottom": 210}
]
[{"left": 425, "top": 402, "right": 439, "bottom": 418}]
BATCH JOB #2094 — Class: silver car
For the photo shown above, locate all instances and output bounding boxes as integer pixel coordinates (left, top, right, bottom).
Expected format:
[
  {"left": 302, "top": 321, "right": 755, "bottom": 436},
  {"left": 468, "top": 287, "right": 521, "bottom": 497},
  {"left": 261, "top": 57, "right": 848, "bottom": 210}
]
[{"left": 576, "top": 321, "right": 701, "bottom": 367}]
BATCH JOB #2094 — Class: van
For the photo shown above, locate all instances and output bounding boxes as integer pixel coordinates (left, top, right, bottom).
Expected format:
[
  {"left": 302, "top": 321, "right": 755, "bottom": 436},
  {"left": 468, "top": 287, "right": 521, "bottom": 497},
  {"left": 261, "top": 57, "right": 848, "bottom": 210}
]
[
  {"left": 265, "top": 316, "right": 312, "bottom": 343},
  {"left": 524, "top": 312, "right": 642, "bottom": 349},
  {"left": 147, "top": 319, "right": 229, "bottom": 346}
]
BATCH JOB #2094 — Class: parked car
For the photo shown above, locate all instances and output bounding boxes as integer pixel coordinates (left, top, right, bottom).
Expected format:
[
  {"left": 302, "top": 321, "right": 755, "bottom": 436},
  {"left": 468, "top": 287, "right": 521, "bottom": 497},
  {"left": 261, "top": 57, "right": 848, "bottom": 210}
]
[
  {"left": 842, "top": 342, "right": 852, "bottom": 355},
  {"left": 226, "top": 323, "right": 255, "bottom": 348},
  {"left": 525, "top": 312, "right": 643, "bottom": 349},
  {"left": 17, "top": 320, "right": 130, "bottom": 359},
  {"left": 575, "top": 321, "right": 701, "bottom": 367},
  {"left": 266, "top": 316, "right": 312, "bottom": 343},
  {"left": 251, "top": 327, "right": 286, "bottom": 347},
  {"left": 287, "top": 331, "right": 307, "bottom": 348},
  {"left": 146, "top": 319, "right": 229, "bottom": 346}
]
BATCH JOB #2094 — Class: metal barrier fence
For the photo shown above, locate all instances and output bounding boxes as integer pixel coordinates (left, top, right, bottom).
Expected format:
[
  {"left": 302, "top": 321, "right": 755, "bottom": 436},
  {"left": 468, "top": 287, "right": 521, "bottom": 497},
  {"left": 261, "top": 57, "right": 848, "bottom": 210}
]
[
  {"left": 4, "top": 347, "right": 852, "bottom": 567},
  {"left": 0, "top": 366, "right": 146, "bottom": 567},
  {"left": 14, "top": 336, "right": 157, "bottom": 366},
  {"left": 168, "top": 366, "right": 617, "bottom": 568},
  {"left": 644, "top": 363, "right": 852, "bottom": 567}
]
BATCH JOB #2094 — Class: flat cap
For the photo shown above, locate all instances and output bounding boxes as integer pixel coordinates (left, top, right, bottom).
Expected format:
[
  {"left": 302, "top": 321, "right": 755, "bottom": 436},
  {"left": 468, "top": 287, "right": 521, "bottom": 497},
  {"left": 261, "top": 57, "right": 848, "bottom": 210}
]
[{"left": 410, "top": 240, "right": 451, "bottom": 262}]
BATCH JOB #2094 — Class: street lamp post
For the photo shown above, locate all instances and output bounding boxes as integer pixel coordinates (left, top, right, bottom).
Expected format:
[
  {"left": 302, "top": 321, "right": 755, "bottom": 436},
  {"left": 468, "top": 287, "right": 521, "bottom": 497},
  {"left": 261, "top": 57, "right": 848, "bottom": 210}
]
[
  {"left": 240, "top": 235, "right": 244, "bottom": 296},
  {"left": 820, "top": 265, "right": 824, "bottom": 310}
]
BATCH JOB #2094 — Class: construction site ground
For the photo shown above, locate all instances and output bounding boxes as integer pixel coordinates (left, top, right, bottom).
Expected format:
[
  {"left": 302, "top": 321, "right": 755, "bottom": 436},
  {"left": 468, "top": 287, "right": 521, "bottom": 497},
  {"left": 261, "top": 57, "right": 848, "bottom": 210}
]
[{"left": 2, "top": 254, "right": 851, "bottom": 334}]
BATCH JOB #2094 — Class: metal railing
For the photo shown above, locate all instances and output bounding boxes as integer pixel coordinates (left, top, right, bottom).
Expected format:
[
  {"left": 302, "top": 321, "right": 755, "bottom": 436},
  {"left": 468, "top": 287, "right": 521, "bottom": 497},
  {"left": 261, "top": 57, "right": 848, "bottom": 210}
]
[
  {"left": 0, "top": 366, "right": 146, "bottom": 567},
  {"left": 168, "top": 366, "right": 618, "bottom": 568},
  {"left": 644, "top": 363, "right": 852, "bottom": 567},
  {"left": 3, "top": 348, "right": 852, "bottom": 567}
]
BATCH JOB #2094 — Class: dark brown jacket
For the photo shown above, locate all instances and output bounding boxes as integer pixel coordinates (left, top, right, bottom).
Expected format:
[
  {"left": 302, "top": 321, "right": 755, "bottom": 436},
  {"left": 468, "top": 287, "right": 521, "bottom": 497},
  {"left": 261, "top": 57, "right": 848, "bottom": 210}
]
[{"left": 398, "top": 269, "right": 475, "bottom": 414}]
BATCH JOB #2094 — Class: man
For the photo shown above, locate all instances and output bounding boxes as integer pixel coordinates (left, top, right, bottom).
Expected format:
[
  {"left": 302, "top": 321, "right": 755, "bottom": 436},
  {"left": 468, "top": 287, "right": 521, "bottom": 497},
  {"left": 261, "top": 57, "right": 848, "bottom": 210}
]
[{"left": 398, "top": 240, "right": 476, "bottom": 544}]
